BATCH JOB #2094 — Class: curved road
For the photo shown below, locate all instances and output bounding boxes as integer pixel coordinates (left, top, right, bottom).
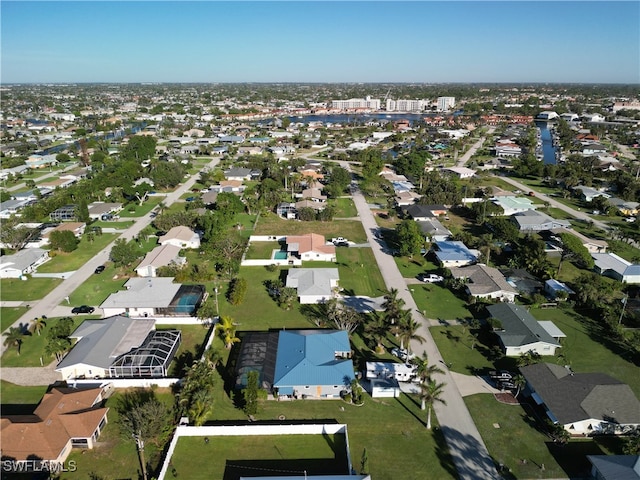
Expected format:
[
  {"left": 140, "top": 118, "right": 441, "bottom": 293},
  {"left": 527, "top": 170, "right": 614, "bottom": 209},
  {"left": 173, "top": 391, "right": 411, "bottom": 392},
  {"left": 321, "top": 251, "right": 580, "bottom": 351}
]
[{"left": 0, "top": 157, "right": 221, "bottom": 356}]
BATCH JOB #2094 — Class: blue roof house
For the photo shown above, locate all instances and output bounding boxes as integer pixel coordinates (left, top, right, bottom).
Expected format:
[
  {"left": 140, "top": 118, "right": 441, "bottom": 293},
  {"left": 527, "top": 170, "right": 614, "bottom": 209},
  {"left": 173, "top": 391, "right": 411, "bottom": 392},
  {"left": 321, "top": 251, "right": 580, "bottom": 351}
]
[
  {"left": 273, "top": 330, "right": 354, "bottom": 399},
  {"left": 432, "top": 240, "right": 477, "bottom": 267}
]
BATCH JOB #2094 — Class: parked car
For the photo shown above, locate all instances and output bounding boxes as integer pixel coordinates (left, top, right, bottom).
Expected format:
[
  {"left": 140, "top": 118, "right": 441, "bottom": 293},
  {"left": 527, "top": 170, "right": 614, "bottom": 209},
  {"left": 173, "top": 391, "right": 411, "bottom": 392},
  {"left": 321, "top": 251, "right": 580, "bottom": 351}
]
[
  {"left": 489, "top": 370, "right": 513, "bottom": 380},
  {"left": 94, "top": 265, "right": 105, "bottom": 274},
  {"left": 72, "top": 305, "right": 95, "bottom": 315},
  {"left": 417, "top": 273, "right": 444, "bottom": 283},
  {"left": 391, "top": 347, "right": 416, "bottom": 362},
  {"left": 335, "top": 241, "right": 349, "bottom": 247},
  {"left": 497, "top": 380, "right": 516, "bottom": 390}
]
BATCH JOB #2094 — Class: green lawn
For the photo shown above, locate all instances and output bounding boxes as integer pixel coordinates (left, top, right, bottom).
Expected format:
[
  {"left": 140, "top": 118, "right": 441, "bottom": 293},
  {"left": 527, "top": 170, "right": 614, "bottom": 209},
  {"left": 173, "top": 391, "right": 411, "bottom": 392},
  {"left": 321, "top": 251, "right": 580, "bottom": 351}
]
[
  {"left": 245, "top": 241, "right": 283, "bottom": 260},
  {"left": 529, "top": 307, "right": 640, "bottom": 397},
  {"left": 90, "top": 220, "right": 135, "bottom": 229},
  {"left": 255, "top": 214, "right": 367, "bottom": 243},
  {"left": 217, "top": 267, "right": 311, "bottom": 331},
  {"left": 333, "top": 197, "right": 358, "bottom": 218},
  {"left": 0, "top": 277, "right": 63, "bottom": 301},
  {"left": 0, "top": 380, "right": 49, "bottom": 415},
  {"left": 158, "top": 323, "right": 212, "bottom": 376},
  {"left": 36, "top": 233, "right": 116, "bottom": 272},
  {"left": 1, "top": 307, "right": 27, "bottom": 331},
  {"left": 1, "top": 315, "right": 91, "bottom": 367},
  {"left": 411, "top": 283, "right": 472, "bottom": 322},
  {"left": 335, "top": 247, "right": 386, "bottom": 297},
  {"left": 120, "top": 197, "right": 163, "bottom": 217},
  {"left": 394, "top": 256, "right": 440, "bottom": 280},
  {"left": 430, "top": 325, "right": 498, "bottom": 375},
  {"left": 67, "top": 268, "right": 128, "bottom": 307},
  {"left": 170, "top": 434, "right": 349, "bottom": 480},
  {"left": 466, "top": 394, "right": 620, "bottom": 479},
  {"left": 204, "top": 372, "right": 456, "bottom": 480}
]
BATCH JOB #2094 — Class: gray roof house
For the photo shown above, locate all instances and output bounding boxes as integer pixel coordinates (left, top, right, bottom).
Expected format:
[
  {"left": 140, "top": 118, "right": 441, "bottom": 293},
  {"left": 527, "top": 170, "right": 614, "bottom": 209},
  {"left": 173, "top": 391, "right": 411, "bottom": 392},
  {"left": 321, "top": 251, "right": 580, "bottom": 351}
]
[
  {"left": 0, "top": 248, "right": 49, "bottom": 279},
  {"left": 416, "top": 218, "right": 451, "bottom": 242},
  {"left": 486, "top": 303, "right": 562, "bottom": 356},
  {"left": 223, "top": 167, "right": 253, "bottom": 181},
  {"left": 511, "top": 209, "right": 571, "bottom": 232},
  {"left": 592, "top": 253, "right": 640, "bottom": 284},
  {"left": 520, "top": 363, "right": 640, "bottom": 435},
  {"left": 587, "top": 455, "right": 640, "bottom": 480},
  {"left": 449, "top": 264, "right": 517, "bottom": 302},
  {"left": 55, "top": 316, "right": 180, "bottom": 380},
  {"left": 135, "top": 244, "right": 185, "bottom": 278},
  {"left": 286, "top": 268, "right": 340, "bottom": 304}
]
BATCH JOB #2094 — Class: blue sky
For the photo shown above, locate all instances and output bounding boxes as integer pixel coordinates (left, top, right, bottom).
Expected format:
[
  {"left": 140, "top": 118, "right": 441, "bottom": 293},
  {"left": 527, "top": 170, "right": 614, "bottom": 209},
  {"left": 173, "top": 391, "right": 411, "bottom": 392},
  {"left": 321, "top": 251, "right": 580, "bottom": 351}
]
[{"left": 1, "top": 1, "right": 639, "bottom": 84}]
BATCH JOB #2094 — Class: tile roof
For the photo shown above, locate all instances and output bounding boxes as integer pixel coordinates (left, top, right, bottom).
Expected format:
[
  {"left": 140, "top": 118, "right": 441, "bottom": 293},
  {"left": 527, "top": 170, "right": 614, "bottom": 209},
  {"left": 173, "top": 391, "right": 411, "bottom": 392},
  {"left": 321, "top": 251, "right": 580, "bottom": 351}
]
[{"left": 286, "top": 234, "right": 335, "bottom": 255}]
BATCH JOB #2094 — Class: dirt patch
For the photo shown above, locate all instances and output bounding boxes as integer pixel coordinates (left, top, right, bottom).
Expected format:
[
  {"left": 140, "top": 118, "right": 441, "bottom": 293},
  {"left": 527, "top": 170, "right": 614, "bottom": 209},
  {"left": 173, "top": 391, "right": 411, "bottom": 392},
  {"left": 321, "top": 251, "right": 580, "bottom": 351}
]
[{"left": 494, "top": 392, "right": 519, "bottom": 404}]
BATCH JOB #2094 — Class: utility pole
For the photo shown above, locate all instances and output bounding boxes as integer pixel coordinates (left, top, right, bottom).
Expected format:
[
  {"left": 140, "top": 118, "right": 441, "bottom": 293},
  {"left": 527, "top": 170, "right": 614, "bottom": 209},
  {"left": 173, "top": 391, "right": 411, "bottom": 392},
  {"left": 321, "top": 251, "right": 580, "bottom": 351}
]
[{"left": 618, "top": 294, "right": 628, "bottom": 325}]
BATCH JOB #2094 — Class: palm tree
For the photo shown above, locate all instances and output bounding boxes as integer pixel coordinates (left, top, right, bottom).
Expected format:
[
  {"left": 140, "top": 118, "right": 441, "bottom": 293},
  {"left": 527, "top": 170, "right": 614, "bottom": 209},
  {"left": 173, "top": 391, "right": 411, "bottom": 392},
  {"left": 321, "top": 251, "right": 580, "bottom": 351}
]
[
  {"left": 188, "top": 390, "right": 214, "bottom": 426},
  {"left": 45, "top": 337, "right": 70, "bottom": 362},
  {"left": 419, "top": 379, "right": 447, "bottom": 429},
  {"left": 363, "top": 312, "right": 390, "bottom": 355},
  {"left": 398, "top": 316, "right": 426, "bottom": 354},
  {"left": 3, "top": 327, "right": 25, "bottom": 355},
  {"left": 216, "top": 315, "right": 240, "bottom": 349},
  {"left": 513, "top": 374, "right": 526, "bottom": 398},
  {"left": 31, "top": 317, "right": 47, "bottom": 336},
  {"left": 411, "top": 353, "right": 445, "bottom": 384},
  {"left": 382, "top": 288, "right": 405, "bottom": 325}
]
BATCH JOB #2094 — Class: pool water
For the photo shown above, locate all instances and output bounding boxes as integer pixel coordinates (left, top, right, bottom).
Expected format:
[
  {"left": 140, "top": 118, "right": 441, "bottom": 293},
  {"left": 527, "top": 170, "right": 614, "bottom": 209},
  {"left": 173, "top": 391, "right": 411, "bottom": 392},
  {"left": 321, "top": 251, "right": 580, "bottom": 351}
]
[{"left": 273, "top": 251, "right": 288, "bottom": 260}]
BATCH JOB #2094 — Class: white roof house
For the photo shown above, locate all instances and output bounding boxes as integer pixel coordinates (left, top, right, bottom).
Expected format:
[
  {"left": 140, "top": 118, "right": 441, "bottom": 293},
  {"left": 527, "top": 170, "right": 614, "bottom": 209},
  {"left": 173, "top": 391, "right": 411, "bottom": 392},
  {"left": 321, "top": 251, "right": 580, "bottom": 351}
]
[
  {"left": 159, "top": 226, "right": 200, "bottom": 249},
  {"left": 443, "top": 166, "right": 476, "bottom": 179},
  {"left": 135, "top": 244, "right": 185, "bottom": 278},
  {"left": 0, "top": 248, "right": 49, "bottom": 278},
  {"left": 100, "top": 277, "right": 182, "bottom": 317},
  {"left": 491, "top": 196, "right": 536, "bottom": 216},
  {"left": 285, "top": 268, "right": 340, "bottom": 304}
]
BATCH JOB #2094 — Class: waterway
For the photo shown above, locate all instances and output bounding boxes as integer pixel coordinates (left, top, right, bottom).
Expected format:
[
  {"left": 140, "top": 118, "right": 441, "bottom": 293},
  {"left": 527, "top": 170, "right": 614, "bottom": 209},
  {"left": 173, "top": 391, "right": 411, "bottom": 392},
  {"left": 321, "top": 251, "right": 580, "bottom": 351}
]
[
  {"left": 535, "top": 120, "right": 558, "bottom": 165},
  {"left": 36, "top": 123, "right": 146, "bottom": 156},
  {"left": 277, "top": 111, "right": 463, "bottom": 126}
]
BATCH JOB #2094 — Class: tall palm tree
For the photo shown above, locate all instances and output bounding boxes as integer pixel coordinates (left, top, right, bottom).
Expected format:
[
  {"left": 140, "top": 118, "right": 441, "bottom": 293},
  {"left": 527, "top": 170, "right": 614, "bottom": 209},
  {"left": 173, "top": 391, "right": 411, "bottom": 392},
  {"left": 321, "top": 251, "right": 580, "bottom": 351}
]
[
  {"left": 363, "top": 312, "right": 390, "bottom": 355},
  {"left": 398, "top": 316, "right": 426, "bottom": 353},
  {"left": 31, "top": 317, "right": 47, "bottom": 336},
  {"left": 382, "top": 288, "right": 406, "bottom": 325},
  {"left": 3, "top": 327, "right": 24, "bottom": 355},
  {"left": 411, "top": 353, "right": 445, "bottom": 384},
  {"left": 420, "top": 379, "right": 447, "bottom": 429}
]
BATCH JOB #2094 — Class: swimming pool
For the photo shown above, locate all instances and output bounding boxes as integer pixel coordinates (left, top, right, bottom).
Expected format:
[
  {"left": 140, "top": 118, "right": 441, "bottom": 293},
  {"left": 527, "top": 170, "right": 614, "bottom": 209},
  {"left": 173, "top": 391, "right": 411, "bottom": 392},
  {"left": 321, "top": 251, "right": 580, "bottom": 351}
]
[{"left": 273, "top": 250, "right": 288, "bottom": 260}]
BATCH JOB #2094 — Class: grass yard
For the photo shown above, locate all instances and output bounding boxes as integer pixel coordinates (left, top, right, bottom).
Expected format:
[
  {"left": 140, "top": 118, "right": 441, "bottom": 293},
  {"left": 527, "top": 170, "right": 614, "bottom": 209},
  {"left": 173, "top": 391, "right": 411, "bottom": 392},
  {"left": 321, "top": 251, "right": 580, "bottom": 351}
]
[
  {"left": 529, "top": 306, "right": 640, "bottom": 397},
  {"left": 0, "top": 380, "right": 49, "bottom": 415},
  {"left": 217, "top": 267, "right": 311, "bottom": 331},
  {"left": 245, "top": 241, "right": 283, "bottom": 260},
  {"left": 1, "top": 315, "right": 90, "bottom": 367},
  {"left": 90, "top": 220, "right": 135, "bottom": 229},
  {"left": 1, "top": 307, "right": 27, "bottom": 331},
  {"left": 170, "top": 434, "right": 349, "bottom": 480},
  {"left": 158, "top": 323, "right": 212, "bottom": 377},
  {"left": 254, "top": 214, "right": 367, "bottom": 243},
  {"left": 36, "top": 233, "right": 116, "bottom": 272},
  {"left": 411, "top": 283, "right": 472, "bottom": 322},
  {"left": 235, "top": 213, "right": 258, "bottom": 238},
  {"left": 395, "top": 256, "right": 440, "bottom": 280},
  {"left": 430, "top": 325, "right": 504, "bottom": 375},
  {"left": 333, "top": 197, "right": 358, "bottom": 218},
  {"left": 335, "top": 247, "right": 386, "bottom": 297},
  {"left": 204, "top": 372, "right": 456, "bottom": 480},
  {"left": 466, "top": 394, "right": 620, "bottom": 479},
  {"left": 120, "top": 197, "right": 163, "bottom": 217},
  {"left": 0, "top": 277, "right": 63, "bottom": 301},
  {"left": 67, "top": 269, "right": 129, "bottom": 307}
]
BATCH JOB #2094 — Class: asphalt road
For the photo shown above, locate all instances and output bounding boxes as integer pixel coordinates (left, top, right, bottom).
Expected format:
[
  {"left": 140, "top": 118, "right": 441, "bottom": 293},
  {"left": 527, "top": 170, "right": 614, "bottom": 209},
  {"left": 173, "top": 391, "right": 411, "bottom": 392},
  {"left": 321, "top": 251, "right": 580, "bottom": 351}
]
[
  {"left": 342, "top": 161, "right": 499, "bottom": 480},
  {"left": 0, "top": 157, "right": 221, "bottom": 356}
]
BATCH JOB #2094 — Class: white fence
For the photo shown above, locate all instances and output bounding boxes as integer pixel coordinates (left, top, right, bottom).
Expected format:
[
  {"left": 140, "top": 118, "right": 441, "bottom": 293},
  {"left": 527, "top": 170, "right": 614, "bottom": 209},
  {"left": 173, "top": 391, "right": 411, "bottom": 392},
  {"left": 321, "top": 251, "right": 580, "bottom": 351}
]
[
  {"left": 241, "top": 258, "right": 301, "bottom": 266},
  {"left": 248, "top": 235, "right": 287, "bottom": 242},
  {"left": 158, "top": 424, "right": 352, "bottom": 480},
  {"left": 71, "top": 378, "right": 180, "bottom": 389}
]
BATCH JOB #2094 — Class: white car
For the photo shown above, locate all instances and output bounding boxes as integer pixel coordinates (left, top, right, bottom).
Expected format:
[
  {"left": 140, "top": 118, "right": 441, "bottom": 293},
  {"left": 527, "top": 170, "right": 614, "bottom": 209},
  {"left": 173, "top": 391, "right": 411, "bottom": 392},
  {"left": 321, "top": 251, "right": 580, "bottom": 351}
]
[
  {"left": 418, "top": 273, "right": 444, "bottom": 283},
  {"left": 391, "top": 347, "right": 416, "bottom": 362}
]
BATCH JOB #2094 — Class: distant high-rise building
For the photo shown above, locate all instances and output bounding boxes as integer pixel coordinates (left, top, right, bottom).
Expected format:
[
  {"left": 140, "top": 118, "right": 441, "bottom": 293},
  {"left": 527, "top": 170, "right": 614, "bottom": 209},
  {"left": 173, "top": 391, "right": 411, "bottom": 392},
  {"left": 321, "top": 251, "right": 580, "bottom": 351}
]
[
  {"left": 437, "top": 97, "right": 456, "bottom": 112},
  {"left": 331, "top": 96, "right": 381, "bottom": 110},
  {"left": 386, "top": 99, "right": 428, "bottom": 112}
]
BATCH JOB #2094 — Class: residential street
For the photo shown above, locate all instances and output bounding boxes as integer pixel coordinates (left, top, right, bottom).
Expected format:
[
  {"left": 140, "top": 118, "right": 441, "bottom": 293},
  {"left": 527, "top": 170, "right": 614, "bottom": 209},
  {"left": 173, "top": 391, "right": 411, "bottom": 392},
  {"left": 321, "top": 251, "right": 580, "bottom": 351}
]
[
  {"left": 344, "top": 161, "right": 498, "bottom": 480},
  {"left": 0, "top": 157, "right": 220, "bottom": 357}
]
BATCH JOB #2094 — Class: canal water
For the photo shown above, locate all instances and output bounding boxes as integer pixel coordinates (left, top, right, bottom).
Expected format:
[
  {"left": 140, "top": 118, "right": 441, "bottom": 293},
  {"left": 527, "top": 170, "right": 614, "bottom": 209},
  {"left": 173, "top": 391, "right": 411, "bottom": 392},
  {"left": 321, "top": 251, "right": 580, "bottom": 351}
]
[{"left": 536, "top": 120, "right": 558, "bottom": 165}]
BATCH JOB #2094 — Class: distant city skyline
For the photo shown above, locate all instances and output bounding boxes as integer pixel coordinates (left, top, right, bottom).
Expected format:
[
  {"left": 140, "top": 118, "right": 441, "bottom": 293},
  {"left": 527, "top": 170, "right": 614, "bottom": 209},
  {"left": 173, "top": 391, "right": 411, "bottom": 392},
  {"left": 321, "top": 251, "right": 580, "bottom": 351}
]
[{"left": 1, "top": 1, "right": 638, "bottom": 85}]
